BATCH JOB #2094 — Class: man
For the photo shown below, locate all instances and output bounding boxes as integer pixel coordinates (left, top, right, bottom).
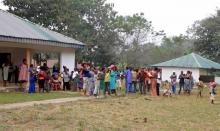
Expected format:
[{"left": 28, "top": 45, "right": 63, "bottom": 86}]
[
  {"left": 131, "top": 68, "right": 138, "bottom": 93},
  {"left": 156, "top": 68, "right": 161, "bottom": 96},
  {"left": 125, "top": 67, "right": 132, "bottom": 94},
  {"left": 178, "top": 71, "right": 185, "bottom": 95},
  {"left": 137, "top": 68, "right": 147, "bottom": 95},
  {"left": 170, "top": 72, "right": 177, "bottom": 94},
  {"left": 144, "top": 67, "right": 151, "bottom": 92}
]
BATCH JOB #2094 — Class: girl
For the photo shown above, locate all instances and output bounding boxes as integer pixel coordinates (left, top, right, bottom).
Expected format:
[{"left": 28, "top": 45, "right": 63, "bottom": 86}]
[
  {"left": 38, "top": 68, "right": 46, "bottom": 93},
  {"left": 208, "top": 81, "right": 217, "bottom": 104},
  {"left": 116, "top": 70, "right": 122, "bottom": 96},
  {"left": 104, "top": 68, "right": 110, "bottom": 96},
  {"left": 93, "top": 68, "right": 101, "bottom": 98}
]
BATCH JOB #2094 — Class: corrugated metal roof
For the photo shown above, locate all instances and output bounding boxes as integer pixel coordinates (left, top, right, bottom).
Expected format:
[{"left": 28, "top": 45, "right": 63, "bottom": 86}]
[
  {"left": 0, "top": 9, "right": 85, "bottom": 48},
  {"left": 153, "top": 53, "right": 220, "bottom": 69}
]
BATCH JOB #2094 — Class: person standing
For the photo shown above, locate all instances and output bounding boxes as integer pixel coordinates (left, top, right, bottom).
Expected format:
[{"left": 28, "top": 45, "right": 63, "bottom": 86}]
[
  {"left": 184, "top": 71, "right": 191, "bottom": 95},
  {"left": 41, "top": 63, "right": 49, "bottom": 92},
  {"left": 2, "top": 62, "right": 9, "bottom": 87},
  {"left": 100, "top": 68, "right": 105, "bottom": 96},
  {"left": 28, "top": 64, "right": 36, "bottom": 94},
  {"left": 8, "top": 62, "right": 13, "bottom": 83},
  {"left": 156, "top": 68, "right": 161, "bottom": 96},
  {"left": 137, "top": 68, "right": 147, "bottom": 95},
  {"left": 82, "top": 63, "right": 91, "bottom": 96},
  {"left": 71, "top": 68, "right": 79, "bottom": 91},
  {"left": 178, "top": 71, "right": 185, "bottom": 95},
  {"left": 150, "top": 68, "right": 158, "bottom": 97},
  {"left": 14, "top": 65, "right": 19, "bottom": 85},
  {"left": 125, "top": 67, "right": 132, "bottom": 94},
  {"left": 144, "top": 68, "right": 151, "bottom": 92},
  {"left": 19, "top": 59, "right": 28, "bottom": 89},
  {"left": 110, "top": 66, "right": 117, "bottom": 96},
  {"left": 131, "top": 68, "right": 138, "bottom": 93},
  {"left": 93, "top": 68, "right": 101, "bottom": 97},
  {"left": 208, "top": 80, "right": 217, "bottom": 104},
  {"left": 170, "top": 72, "right": 177, "bottom": 94},
  {"left": 189, "top": 71, "right": 194, "bottom": 94},
  {"left": 104, "top": 68, "right": 110, "bottom": 96},
  {"left": 38, "top": 67, "right": 46, "bottom": 93},
  {"left": 62, "top": 67, "right": 70, "bottom": 91}
]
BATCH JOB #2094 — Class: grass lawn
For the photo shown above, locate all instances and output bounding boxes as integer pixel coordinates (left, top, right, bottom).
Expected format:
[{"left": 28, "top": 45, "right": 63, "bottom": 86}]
[
  {"left": 0, "top": 88, "right": 220, "bottom": 130},
  {"left": 0, "top": 91, "right": 81, "bottom": 104}
]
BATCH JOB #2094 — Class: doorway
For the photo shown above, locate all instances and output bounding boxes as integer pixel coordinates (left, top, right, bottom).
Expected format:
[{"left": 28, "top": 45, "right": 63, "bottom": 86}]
[
  {"left": 0, "top": 53, "right": 11, "bottom": 82},
  {"left": 0, "top": 53, "right": 11, "bottom": 67}
]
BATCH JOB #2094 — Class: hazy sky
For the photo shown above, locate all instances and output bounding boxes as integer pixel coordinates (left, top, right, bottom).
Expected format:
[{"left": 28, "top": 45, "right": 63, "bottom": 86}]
[
  {"left": 1, "top": 0, "right": 220, "bottom": 36},
  {"left": 107, "top": 0, "right": 220, "bottom": 36}
]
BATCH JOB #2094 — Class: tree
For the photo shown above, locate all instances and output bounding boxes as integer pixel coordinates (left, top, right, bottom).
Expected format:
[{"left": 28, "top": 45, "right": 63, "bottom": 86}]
[
  {"left": 3, "top": 0, "right": 120, "bottom": 66},
  {"left": 113, "top": 13, "right": 165, "bottom": 66},
  {"left": 188, "top": 10, "right": 220, "bottom": 62}
]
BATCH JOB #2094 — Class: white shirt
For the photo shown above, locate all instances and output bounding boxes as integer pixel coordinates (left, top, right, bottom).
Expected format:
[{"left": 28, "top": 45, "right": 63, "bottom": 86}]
[{"left": 72, "top": 71, "right": 79, "bottom": 79}]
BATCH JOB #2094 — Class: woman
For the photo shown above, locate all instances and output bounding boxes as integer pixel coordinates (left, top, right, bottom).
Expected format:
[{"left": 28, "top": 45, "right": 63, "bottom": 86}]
[
  {"left": 110, "top": 66, "right": 117, "bottom": 96},
  {"left": 82, "top": 63, "right": 91, "bottom": 96},
  {"left": 150, "top": 67, "right": 158, "bottom": 97},
  {"left": 28, "top": 64, "right": 36, "bottom": 94},
  {"left": 19, "top": 59, "right": 28, "bottom": 89},
  {"left": 62, "top": 67, "right": 70, "bottom": 91},
  {"left": 2, "top": 62, "right": 9, "bottom": 87}
]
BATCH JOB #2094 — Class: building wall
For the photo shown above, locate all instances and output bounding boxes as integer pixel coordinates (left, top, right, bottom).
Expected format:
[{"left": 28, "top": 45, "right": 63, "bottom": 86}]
[
  {"left": 215, "top": 77, "right": 220, "bottom": 84},
  {"left": 161, "top": 67, "right": 200, "bottom": 82},
  {"left": 60, "top": 49, "right": 75, "bottom": 72}
]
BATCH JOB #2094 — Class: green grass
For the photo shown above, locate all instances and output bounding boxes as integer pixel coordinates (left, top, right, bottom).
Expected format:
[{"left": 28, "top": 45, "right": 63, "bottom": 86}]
[
  {"left": 0, "top": 91, "right": 80, "bottom": 104},
  {"left": 0, "top": 88, "right": 220, "bottom": 130}
]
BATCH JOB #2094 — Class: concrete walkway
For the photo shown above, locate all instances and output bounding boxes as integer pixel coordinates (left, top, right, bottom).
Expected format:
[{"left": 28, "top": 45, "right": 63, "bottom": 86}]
[{"left": 0, "top": 97, "right": 93, "bottom": 110}]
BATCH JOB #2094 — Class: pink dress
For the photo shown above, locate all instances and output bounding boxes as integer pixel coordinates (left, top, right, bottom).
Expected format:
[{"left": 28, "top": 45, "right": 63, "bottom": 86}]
[{"left": 19, "top": 64, "right": 28, "bottom": 82}]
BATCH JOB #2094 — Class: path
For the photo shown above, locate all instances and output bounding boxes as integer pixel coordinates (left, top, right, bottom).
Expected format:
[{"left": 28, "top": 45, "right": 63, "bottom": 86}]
[{"left": 0, "top": 97, "right": 93, "bottom": 110}]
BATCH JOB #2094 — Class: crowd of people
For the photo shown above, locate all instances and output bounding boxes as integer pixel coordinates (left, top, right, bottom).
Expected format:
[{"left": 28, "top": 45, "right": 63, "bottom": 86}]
[{"left": 1, "top": 60, "right": 218, "bottom": 104}]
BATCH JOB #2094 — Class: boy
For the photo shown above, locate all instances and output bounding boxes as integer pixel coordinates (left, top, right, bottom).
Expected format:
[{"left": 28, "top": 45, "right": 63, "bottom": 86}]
[{"left": 196, "top": 77, "right": 205, "bottom": 97}]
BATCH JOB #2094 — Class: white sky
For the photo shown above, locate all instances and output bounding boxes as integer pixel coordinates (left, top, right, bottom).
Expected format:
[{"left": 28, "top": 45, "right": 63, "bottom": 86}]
[
  {"left": 107, "top": 0, "right": 220, "bottom": 36},
  {"left": 1, "top": 0, "right": 220, "bottom": 36}
]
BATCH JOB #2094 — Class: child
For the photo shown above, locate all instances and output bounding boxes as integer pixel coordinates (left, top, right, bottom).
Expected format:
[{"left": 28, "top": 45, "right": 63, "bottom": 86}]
[
  {"left": 93, "top": 69, "right": 100, "bottom": 98},
  {"left": 208, "top": 81, "right": 217, "bottom": 104},
  {"left": 196, "top": 78, "right": 205, "bottom": 97},
  {"left": 104, "top": 68, "right": 110, "bottom": 96},
  {"left": 116, "top": 71, "right": 122, "bottom": 96},
  {"left": 163, "top": 80, "right": 172, "bottom": 97}
]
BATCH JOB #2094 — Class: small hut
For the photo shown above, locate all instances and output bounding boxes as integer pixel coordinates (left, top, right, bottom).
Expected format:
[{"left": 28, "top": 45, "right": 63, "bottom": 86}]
[{"left": 153, "top": 53, "right": 220, "bottom": 83}]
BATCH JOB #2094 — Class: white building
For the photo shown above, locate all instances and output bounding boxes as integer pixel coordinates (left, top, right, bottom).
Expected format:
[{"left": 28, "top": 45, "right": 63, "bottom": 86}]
[
  {"left": 0, "top": 10, "right": 85, "bottom": 83},
  {"left": 153, "top": 53, "right": 220, "bottom": 83}
]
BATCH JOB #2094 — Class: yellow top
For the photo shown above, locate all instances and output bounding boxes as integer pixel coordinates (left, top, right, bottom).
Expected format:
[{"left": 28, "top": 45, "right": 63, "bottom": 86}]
[
  {"left": 132, "top": 71, "right": 137, "bottom": 81},
  {"left": 104, "top": 72, "right": 110, "bottom": 82}
]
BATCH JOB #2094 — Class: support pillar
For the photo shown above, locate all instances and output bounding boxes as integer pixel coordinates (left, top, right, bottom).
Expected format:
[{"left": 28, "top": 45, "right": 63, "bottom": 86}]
[{"left": 25, "top": 48, "right": 31, "bottom": 88}]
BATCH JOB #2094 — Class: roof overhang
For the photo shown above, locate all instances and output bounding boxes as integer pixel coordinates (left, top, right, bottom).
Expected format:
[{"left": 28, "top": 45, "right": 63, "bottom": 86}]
[{"left": 0, "top": 35, "right": 85, "bottom": 49}]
